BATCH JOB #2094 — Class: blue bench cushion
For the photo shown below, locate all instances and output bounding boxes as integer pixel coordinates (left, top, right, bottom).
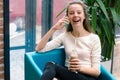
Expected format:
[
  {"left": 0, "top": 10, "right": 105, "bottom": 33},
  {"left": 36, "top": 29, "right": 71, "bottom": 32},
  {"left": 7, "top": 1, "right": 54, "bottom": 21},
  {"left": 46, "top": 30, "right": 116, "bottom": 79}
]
[{"left": 25, "top": 48, "right": 116, "bottom": 80}]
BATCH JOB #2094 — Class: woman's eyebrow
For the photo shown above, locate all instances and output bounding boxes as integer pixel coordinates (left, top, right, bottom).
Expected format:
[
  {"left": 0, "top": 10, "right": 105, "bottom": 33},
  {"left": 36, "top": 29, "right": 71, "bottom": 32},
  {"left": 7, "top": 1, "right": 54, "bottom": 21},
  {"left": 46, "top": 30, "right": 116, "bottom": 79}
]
[{"left": 68, "top": 10, "right": 83, "bottom": 12}]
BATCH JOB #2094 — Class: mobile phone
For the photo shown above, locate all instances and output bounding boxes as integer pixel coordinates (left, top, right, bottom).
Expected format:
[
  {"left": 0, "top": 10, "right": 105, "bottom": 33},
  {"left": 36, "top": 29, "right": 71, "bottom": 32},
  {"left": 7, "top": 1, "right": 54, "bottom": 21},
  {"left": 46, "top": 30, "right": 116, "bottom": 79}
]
[{"left": 64, "top": 15, "right": 69, "bottom": 28}]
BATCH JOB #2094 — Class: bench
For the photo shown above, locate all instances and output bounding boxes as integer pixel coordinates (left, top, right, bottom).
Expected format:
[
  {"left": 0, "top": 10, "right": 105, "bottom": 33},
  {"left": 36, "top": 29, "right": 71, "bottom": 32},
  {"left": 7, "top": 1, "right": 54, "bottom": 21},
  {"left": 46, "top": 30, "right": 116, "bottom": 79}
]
[{"left": 25, "top": 48, "right": 116, "bottom": 80}]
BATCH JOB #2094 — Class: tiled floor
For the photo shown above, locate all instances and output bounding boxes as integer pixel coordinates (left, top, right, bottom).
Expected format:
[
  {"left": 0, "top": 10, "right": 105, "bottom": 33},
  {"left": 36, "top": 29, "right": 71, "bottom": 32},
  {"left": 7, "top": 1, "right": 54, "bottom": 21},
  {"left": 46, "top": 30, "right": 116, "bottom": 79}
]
[{"left": 113, "top": 40, "right": 120, "bottom": 79}]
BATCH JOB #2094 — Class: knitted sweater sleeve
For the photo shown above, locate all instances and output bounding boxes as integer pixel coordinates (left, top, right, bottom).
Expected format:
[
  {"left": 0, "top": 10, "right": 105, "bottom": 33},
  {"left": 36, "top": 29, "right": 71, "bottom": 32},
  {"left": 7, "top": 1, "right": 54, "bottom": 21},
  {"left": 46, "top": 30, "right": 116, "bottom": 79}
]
[
  {"left": 91, "top": 34, "right": 101, "bottom": 73},
  {"left": 38, "top": 33, "right": 64, "bottom": 52}
]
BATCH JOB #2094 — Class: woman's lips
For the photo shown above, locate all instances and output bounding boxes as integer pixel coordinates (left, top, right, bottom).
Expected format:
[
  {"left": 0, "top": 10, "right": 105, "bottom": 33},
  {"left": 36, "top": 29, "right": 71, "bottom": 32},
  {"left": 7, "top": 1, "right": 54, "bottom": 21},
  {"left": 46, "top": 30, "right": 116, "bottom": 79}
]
[{"left": 72, "top": 19, "right": 81, "bottom": 22}]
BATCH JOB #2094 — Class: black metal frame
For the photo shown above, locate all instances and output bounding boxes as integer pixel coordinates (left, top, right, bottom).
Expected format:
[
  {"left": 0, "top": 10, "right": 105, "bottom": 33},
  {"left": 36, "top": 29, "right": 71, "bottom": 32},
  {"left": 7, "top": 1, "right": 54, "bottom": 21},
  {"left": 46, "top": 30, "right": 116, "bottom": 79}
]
[
  {"left": 4, "top": 0, "right": 10, "bottom": 79},
  {"left": 25, "top": 0, "right": 36, "bottom": 52},
  {"left": 42, "top": 0, "right": 53, "bottom": 37}
]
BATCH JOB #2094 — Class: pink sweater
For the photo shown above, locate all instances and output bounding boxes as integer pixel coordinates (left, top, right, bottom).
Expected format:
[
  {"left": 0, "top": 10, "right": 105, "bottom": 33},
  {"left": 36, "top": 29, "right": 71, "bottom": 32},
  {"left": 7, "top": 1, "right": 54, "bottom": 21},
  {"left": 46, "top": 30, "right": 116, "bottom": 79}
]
[{"left": 39, "top": 32, "right": 101, "bottom": 73}]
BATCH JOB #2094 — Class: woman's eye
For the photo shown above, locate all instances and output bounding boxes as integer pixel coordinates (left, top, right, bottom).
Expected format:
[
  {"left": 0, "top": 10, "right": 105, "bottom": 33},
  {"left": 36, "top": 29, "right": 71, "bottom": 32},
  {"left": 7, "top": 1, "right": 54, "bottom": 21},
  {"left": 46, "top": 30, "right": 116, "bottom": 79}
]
[
  {"left": 77, "top": 12, "right": 81, "bottom": 14},
  {"left": 69, "top": 13, "right": 74, "bottom": 15}
]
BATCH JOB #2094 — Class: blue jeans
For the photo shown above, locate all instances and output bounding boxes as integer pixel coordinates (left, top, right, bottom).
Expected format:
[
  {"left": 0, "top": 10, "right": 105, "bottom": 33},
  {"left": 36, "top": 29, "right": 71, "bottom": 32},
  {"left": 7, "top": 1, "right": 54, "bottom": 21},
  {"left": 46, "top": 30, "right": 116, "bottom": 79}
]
[{"left": 40, "top": 62, "right": 97, "bottom": 80}]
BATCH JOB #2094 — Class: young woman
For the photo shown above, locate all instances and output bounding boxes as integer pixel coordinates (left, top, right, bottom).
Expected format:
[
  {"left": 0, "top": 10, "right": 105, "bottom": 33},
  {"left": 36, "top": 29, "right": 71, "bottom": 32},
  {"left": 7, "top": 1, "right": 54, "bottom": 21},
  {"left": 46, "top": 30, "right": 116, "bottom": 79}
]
[{"left": 35, "top": 1, "right": 101, "bottom": 80}]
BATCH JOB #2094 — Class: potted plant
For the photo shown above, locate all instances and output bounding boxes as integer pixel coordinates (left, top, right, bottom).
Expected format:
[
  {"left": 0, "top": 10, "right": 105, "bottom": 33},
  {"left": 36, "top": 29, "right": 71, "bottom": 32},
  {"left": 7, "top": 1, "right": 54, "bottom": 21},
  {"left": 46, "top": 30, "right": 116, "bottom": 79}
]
[{"left": 56, "top": 0, "right": 120, "bottom": 61}]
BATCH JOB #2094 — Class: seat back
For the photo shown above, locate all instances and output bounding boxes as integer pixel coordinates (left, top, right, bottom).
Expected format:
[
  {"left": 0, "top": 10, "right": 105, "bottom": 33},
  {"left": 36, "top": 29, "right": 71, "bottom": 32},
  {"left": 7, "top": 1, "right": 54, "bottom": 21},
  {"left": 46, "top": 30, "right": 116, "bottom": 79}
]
[
  {"left": 32, "top": 48, "right": 66, "bottom": 71},
  {"left": 98, "top": 65, "right": 116, "bottom": 80}
]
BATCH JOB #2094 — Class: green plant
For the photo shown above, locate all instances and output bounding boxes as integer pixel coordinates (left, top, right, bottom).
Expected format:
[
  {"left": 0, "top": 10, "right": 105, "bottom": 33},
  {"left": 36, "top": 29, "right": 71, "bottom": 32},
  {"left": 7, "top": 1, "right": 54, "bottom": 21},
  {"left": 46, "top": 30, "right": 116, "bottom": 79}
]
[{"left": 56, "top": 0, "right": 120, "bottom": 61}]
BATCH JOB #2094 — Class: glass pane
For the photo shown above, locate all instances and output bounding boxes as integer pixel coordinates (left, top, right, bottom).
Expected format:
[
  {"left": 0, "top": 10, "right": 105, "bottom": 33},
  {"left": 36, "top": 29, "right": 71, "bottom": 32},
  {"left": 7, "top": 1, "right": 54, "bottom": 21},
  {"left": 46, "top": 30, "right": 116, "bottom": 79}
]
[
  {"left": 9, "top": 0, "right": 25, "bottom": 80},
  {"left": 36, "top": 0, "right": 42, "bottom": 43},
  {"left": 10, "top": 0, "right": 25, "bottom": 47}
]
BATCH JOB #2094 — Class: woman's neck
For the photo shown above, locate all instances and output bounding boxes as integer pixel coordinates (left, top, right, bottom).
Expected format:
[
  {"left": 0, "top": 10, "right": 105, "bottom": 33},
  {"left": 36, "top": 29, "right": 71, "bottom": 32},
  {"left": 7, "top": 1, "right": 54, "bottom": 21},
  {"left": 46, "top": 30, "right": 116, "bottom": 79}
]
[
  {"left": 72, "top": 30, "right": 81, "bottom": 37},
  {"left": 72, "top": 26, "right": 89, "bottom": 37},
  {"left": 72, "top": 25, "right": 82, "bottom": 36}
]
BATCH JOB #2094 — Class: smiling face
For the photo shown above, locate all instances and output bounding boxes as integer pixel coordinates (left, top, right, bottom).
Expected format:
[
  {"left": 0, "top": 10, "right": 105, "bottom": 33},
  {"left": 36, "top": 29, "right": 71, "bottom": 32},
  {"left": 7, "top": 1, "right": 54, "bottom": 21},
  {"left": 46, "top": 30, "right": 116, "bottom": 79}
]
[
  {"left": 67, "top": 3, "right": 85, "bottom": 26},
  {"left": 66, "top": 1, "right": 92, "bottom": 33}
]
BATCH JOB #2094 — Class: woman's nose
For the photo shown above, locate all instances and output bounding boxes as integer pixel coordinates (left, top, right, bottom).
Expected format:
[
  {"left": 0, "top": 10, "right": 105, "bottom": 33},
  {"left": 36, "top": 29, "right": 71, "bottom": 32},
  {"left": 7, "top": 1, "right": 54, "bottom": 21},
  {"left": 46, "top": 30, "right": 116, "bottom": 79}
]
[{"left": 74, "top": 12, "right": 78, "bottom": 16}]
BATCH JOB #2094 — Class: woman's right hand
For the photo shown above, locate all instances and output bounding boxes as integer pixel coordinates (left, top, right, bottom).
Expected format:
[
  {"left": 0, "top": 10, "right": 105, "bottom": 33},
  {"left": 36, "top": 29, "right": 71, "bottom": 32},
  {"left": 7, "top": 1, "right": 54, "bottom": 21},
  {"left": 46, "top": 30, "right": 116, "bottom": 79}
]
[{"left": 52, "top": 16, "right": 69, "bottom": 30}]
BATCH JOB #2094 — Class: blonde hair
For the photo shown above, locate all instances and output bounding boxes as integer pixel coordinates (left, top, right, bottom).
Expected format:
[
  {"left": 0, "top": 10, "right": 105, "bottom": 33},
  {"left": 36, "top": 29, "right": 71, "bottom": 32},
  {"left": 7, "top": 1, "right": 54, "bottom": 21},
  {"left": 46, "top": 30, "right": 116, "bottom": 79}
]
[{"left": 66, "top": 1, "right": 92, "bottom": 33}]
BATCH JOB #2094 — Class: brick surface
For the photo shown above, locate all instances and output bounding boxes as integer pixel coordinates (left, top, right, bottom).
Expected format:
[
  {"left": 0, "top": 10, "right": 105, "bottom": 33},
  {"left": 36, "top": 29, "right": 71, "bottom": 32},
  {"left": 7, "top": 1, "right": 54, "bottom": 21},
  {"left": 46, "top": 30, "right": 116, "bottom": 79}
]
[
  {"left": 0, "top": 2, "right": 3, "bottom": 10},
  {"left": 0, "top": 42, "right": 3, "bottom": 49},
  {"left": 0, "top": 50, "right": 4, "bottom": 57},
  {"left": 0, "top": 64, "right": 4, "bottom": 71},
  {"left": 0, "top": 0, "right": 4, "bottom": 79},
  {"left": 0, "top": 57, "right": 4, "bottom": 64},
  {"left": 0, "top": 34, "right": 3, "bottom": 41},
  {"left": 0, "top": 27, "right": 3, "bottom": 33},
  {"left": 0, "top": 19, "right": 3, "bottom": 26},
  {"left": 0, "top": 12, "right": 3, "bottom": 18},
  {"left": 0, "top": 71, "right": 4, "bottom": 80}
]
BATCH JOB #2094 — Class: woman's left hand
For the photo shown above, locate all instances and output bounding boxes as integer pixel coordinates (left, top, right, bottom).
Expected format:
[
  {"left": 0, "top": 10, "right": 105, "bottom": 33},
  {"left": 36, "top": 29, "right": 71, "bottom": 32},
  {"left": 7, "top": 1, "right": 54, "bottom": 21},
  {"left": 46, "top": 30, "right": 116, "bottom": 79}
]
[{"left": 69, "top": 58, "right": 81, "bottom": 72}]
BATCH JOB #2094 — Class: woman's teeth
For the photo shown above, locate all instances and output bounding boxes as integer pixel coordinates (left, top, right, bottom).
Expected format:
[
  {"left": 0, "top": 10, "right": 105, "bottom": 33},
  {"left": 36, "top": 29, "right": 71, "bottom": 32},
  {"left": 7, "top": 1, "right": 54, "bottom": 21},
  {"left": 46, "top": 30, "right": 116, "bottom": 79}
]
[{"left": 73, "top": 19, "right": 80, "bottom": 22}]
